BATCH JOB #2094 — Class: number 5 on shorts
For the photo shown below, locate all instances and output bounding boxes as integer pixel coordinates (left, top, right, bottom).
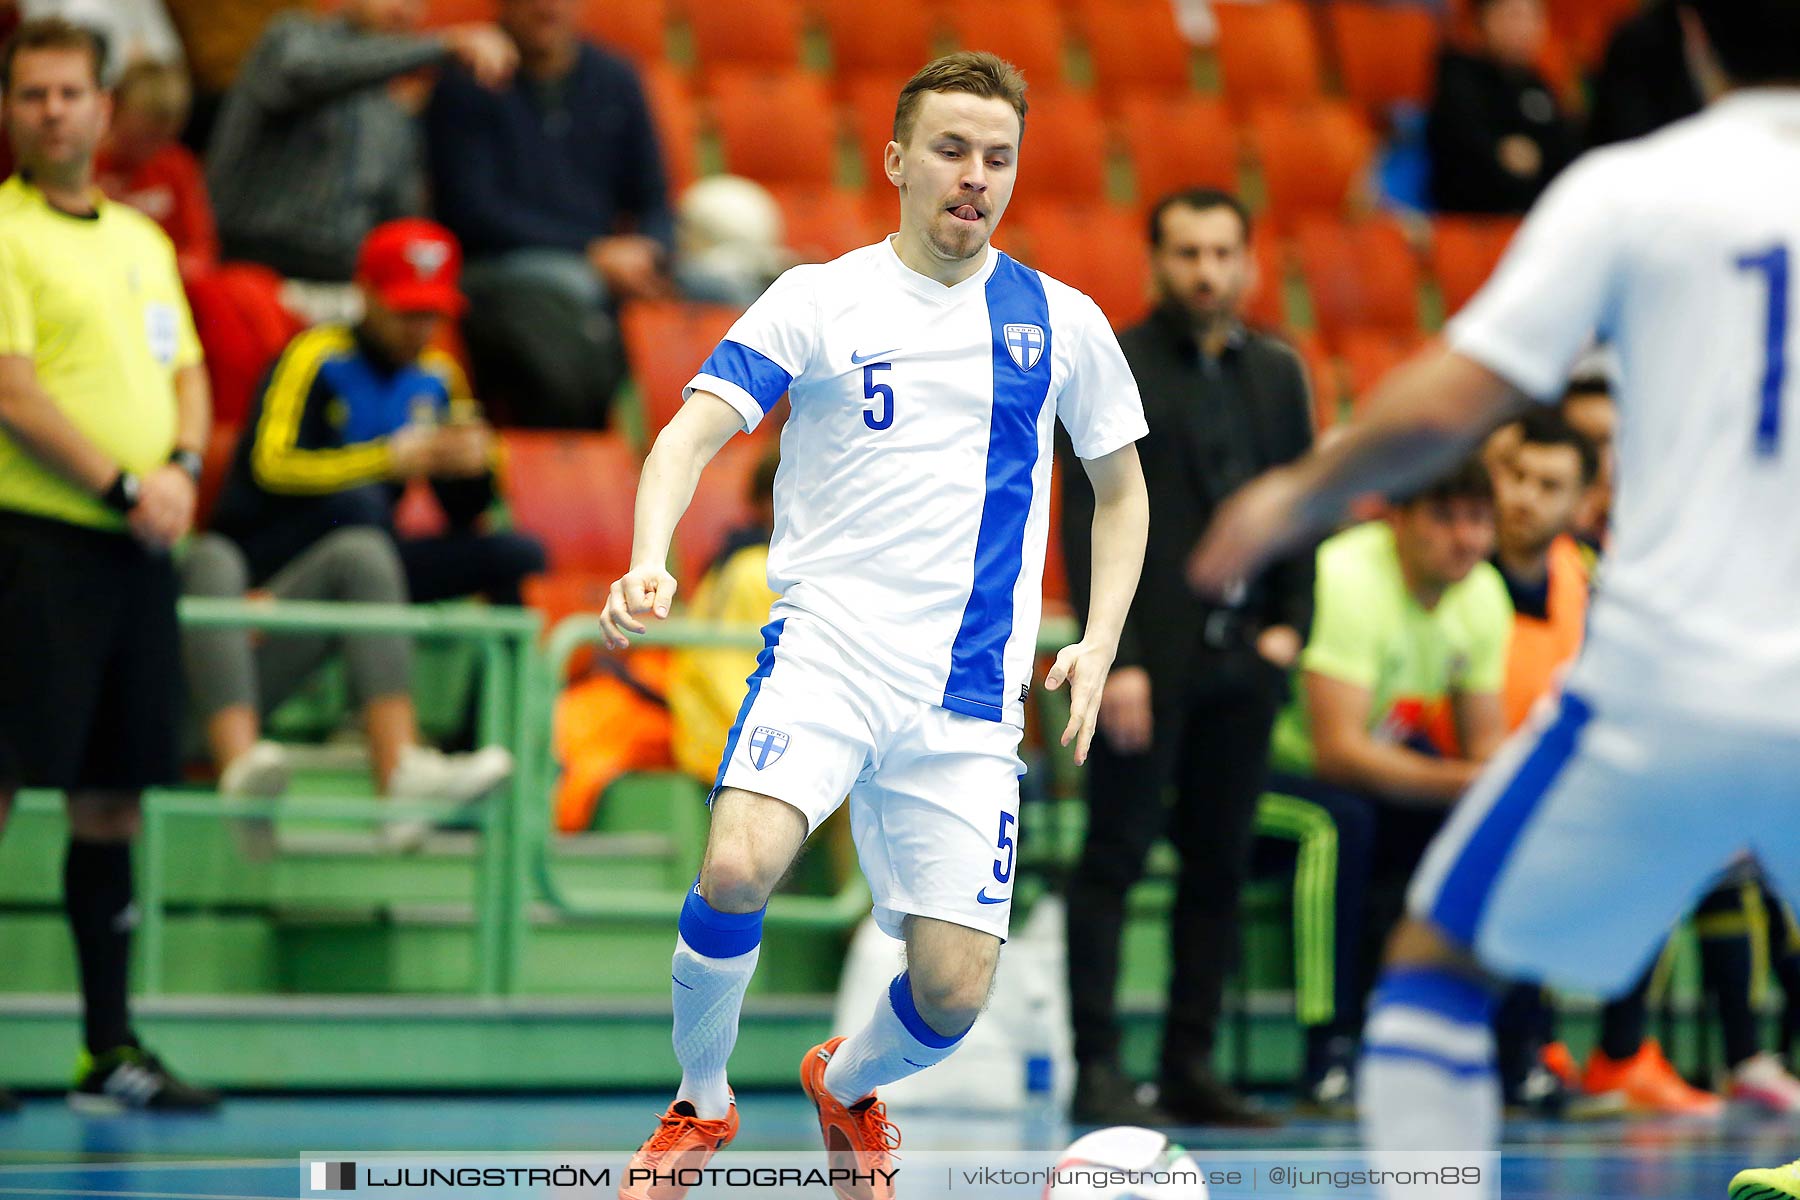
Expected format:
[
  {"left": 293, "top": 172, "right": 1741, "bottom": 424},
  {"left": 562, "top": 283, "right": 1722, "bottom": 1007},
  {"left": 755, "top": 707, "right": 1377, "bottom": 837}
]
[{"left": 993, "top": 811, "right": 1016, "bottom": 884}]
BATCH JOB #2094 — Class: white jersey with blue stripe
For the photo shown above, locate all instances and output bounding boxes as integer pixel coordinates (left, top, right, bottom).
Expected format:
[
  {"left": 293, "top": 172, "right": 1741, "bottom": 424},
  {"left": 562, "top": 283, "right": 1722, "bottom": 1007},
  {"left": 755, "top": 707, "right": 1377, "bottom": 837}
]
[
  {"left": 685, "top": 237, "right": 1147, "bottom": 727},
  {"left": 1446, "top": 91, "right": 1800, "bottom": 731}
]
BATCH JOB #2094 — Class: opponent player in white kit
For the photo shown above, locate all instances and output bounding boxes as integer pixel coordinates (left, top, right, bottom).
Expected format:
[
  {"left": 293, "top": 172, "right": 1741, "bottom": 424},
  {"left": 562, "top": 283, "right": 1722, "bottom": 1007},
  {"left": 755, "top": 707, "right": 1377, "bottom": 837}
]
[
  {"left": 1191, "top": 3, "right": 1800, "bottom": 1196},
  {"left": 598, "top": 53, "right": 1149, "bottom": 1200}
]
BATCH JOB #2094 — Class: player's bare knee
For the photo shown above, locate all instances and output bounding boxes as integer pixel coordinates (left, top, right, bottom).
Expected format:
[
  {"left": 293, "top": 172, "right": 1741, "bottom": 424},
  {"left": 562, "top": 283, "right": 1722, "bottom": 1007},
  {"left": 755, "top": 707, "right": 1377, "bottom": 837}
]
[
  {"left": 1384, "top": 916, "right": 1484, "bottom": 976},
  {"left": 695, "top": 853, "right": 777, "bottom": 913}
]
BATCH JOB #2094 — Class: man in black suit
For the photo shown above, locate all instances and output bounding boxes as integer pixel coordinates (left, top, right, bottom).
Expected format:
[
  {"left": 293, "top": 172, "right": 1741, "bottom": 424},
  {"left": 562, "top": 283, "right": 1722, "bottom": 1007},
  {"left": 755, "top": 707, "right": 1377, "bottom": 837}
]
[{"left": 1060, "top": 188, "right": 1315, "bottom": 1127}]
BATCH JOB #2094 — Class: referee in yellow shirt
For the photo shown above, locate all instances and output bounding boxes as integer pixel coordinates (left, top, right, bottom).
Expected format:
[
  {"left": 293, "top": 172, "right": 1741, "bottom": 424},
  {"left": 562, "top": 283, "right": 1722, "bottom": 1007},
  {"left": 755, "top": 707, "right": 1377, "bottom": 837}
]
[{"left": 0, "top": 19, "right": 216, "bottom": 1113}]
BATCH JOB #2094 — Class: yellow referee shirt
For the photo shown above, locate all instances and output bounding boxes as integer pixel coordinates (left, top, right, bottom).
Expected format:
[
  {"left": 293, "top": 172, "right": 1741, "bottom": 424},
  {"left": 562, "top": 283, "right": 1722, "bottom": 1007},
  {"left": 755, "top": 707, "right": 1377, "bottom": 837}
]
[{"left": 0, "top": 175, "right": 202, "bottom": 532}]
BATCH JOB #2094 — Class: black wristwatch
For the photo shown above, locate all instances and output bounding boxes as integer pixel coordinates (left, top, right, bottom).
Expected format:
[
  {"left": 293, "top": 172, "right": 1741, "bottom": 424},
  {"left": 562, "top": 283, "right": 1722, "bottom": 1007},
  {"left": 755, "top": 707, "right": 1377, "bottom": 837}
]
[
  {"left": 101, "top": 470, "right": 142, "bottom": 513},
  {"left": 168, "top": 448, "right": 203, "bottom": 484}
]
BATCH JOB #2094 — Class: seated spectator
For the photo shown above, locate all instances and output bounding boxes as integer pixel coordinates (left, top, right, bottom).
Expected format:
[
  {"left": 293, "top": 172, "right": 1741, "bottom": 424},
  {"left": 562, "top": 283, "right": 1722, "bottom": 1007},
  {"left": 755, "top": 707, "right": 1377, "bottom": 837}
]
[
  {"left": 206, "top": 0, "right": 515, "bottom": 299},
  {"left": 667, "top": 447, "right": 781, "bottom": 783},
  {"left": 96, "top": 59, "right": 217, "bottom": 283},
  {"left": 163, "top": 0, "right": 304, "bottom": 152},
  {"left": 1559, "top": 366, "right": 1616, "bottom": 547},
  {"left": 1587, "top": 0, "right": 1700, "bottom": 148},
  {"left": 1427, "top": 0, "right": 1578, "bottom": 214},
  {"left": 1263, "top": 459, "right": 1510, "bottom": 1112},
  {"left": 426, "top": 0, "right": 674, "bottom": 427},
  {"left": 189, "top": 220, "right": 546, "bottom": 842},
  {"left": 674, "top": 176, "right": 788, "bottom": 308}
]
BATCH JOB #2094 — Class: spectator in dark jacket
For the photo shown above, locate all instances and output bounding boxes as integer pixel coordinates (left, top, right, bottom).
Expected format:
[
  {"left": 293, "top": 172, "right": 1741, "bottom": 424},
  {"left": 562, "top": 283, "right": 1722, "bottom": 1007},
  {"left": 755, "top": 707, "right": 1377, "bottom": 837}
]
[
  {"left": 426, "top": 0, "right": 672, "bottom": 428},
  {"left": 1427, "top": 0, "right": 1579, "bottom": 214},
  {"left": 1060, "top": 189, "right": 1315, "bottom": 1128},
  {"left": 207, "top": 0, "right": 515, "bottom": 286},
  {"left": 1587, "top": 0, "right": 1701, "bottom": 148}
]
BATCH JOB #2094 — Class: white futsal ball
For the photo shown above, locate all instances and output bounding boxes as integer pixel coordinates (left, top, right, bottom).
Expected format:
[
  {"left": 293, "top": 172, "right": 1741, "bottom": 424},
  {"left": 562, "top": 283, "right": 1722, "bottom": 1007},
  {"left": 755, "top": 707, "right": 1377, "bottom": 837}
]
[{"left": 1045, "top": 1126, "right": 1209, "bottom": 1199}]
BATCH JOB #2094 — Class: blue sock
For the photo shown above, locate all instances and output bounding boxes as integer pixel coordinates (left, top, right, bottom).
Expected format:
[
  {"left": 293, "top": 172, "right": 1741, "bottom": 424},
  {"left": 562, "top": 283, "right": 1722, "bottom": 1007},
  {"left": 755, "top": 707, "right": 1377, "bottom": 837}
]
[
  {"left": 1358, "top": 967, "right": 1500, "bottom": 1187},
  {"left": 823, "top": 972, "right": 970, "bottom": 1106},
  {"left": 671, "top": 886, "right": 765, "bottom": 1120}
]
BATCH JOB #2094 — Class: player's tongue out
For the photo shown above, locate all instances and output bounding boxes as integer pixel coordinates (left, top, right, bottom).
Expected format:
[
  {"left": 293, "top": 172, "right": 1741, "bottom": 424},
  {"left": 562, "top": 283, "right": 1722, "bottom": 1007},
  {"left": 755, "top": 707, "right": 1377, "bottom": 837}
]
[{"left": 950, "top": 204, "right": 980, "bottom": 222}]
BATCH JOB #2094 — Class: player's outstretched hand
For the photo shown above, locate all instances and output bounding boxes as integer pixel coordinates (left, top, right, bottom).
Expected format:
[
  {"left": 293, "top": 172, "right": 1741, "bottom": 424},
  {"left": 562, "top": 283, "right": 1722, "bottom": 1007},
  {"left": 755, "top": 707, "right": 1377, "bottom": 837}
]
[
  {"left": 599, "top": 566, "right": 677, "bottom": 650},
  {"left": 1045, "top": 640, "right": 1116, "bottom": 767},
  {"left": 1187, "top": 465, "right": 1307, "bottom": 601}
]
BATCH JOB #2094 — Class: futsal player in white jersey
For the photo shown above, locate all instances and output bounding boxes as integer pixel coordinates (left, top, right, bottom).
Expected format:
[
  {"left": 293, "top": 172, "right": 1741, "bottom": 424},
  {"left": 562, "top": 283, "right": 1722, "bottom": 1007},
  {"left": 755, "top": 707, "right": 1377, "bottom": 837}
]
[
  {"left": 599, "top": 53, "right": 1149, "bottom": 1200},
  {"left": 1191, "top": 3, "right": 1800, "bottom": 1196}
]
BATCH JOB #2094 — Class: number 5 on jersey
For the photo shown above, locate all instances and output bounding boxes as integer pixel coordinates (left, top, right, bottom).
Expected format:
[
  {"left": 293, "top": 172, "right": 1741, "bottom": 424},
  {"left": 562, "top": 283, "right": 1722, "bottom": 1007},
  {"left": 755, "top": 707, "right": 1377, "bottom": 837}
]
[{"left": 863, "top": 362, "right": 894, "bottom": 431}]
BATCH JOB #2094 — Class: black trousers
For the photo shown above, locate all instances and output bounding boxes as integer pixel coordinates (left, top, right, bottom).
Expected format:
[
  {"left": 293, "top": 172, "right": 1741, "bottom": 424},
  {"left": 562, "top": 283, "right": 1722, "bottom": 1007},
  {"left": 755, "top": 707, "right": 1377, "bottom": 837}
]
[{"left": 1065, "top": 649, "right": 1283, "bottom": 1073}]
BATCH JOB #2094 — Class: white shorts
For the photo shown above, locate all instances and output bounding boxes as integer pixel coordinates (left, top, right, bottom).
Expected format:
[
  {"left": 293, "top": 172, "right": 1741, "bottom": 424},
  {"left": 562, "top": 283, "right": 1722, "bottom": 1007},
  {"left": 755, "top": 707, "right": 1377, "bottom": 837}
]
[
  {"left": 1409, "top": 687, "right": 1800, "bottom": 996},
  {"left": 712, "top": 615, "right": 1025, "bottom": 941}
]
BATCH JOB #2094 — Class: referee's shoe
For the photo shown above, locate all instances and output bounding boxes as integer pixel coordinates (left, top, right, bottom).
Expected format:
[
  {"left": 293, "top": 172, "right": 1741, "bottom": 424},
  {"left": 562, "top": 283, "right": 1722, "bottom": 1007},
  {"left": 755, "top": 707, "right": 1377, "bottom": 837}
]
[
  {"left": 1732, "top": 1161, "right": 1800, "bottom": 1199},
  {"left": 70, "top": 1045, "right": 220, "bottom": 1114}
]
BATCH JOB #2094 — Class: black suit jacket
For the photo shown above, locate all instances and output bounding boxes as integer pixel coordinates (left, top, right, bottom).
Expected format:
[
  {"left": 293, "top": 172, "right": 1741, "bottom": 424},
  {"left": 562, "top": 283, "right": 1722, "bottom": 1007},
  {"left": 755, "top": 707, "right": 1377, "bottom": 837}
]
[{"left": 1060, "top": 309, "right": 1316, "bottom": 685}]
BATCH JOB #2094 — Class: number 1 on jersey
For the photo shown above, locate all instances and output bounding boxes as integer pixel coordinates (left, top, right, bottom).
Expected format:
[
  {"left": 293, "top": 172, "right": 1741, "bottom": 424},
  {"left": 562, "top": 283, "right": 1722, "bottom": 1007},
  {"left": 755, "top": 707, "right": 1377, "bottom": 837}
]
[
  {"left": 1736, "top": 244, "right": 1790, "bottom": 457},
  {"left": 863, "top": 362, "right": 894, "bottom": 431}
]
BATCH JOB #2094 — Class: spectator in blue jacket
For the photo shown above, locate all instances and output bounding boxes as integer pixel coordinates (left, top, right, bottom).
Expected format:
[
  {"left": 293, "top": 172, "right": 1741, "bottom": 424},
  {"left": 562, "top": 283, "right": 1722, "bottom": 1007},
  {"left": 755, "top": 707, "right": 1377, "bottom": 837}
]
[{"left": 426, "top": 0, "right": 672, "bottom": 428}]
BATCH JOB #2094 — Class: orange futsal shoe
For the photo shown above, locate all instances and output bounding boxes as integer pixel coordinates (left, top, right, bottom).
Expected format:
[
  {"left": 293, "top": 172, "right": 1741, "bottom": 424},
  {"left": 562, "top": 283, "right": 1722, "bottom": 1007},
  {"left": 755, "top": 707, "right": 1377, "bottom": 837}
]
[
  {"left": 617, "top": 1095, "right": 739, "bottom": 1200},
  {"left": 800, "top": 1037, "right": 902, "bottom": 1200},
  {"left": 1583, "top": 1040, "right": 1725, "bottom": 1118}
]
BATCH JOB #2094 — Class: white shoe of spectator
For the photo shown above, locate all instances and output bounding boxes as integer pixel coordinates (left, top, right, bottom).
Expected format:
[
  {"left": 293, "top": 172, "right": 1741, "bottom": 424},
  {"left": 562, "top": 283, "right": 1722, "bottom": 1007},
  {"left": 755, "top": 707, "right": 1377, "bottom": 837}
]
[
  {"left": 219, "top": 741, "right": 291, "bottom": 861},
  {"left": 382, "top": 745, "right": 514, "bottom": 852},
  {"left": 1729, "top": 1053, "right": 1800, "bottom": 1114}
]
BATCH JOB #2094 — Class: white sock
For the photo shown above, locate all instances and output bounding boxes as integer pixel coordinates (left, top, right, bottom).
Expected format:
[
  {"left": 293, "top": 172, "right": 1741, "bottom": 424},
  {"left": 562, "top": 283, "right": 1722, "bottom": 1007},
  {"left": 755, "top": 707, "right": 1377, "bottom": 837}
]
[
  {"left": 824, "top": 972, "right": 969, "bottom": 1107},
  {"left": 670, "top": 888, "right": 765, "bottom": 1120},
  {"left": 1358, "top": 968, "right": 1499, "bottom": 1200}
]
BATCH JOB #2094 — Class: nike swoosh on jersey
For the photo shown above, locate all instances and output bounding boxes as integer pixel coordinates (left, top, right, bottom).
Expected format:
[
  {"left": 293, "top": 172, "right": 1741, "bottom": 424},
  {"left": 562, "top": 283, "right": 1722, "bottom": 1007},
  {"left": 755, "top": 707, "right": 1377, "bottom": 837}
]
[
  {"left": 850, "top": 347, "right": 900, "bottom": 364},
  {"left": 975, "top": 888, "right": 1009, "bottom": 905}
]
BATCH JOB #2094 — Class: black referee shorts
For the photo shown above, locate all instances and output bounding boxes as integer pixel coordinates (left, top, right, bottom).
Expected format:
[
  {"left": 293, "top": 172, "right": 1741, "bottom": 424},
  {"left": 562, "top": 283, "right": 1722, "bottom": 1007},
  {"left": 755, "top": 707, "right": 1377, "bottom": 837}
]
[{"left": 0, "top": 511, "right": 181, "bottom": 792}]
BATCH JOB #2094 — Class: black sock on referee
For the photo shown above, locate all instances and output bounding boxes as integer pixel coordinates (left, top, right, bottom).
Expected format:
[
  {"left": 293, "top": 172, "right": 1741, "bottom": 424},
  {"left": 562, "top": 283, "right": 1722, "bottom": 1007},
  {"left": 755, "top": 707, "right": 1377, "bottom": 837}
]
[{"left": 64, "top": 839, "right": 136, "bottom": 1057}]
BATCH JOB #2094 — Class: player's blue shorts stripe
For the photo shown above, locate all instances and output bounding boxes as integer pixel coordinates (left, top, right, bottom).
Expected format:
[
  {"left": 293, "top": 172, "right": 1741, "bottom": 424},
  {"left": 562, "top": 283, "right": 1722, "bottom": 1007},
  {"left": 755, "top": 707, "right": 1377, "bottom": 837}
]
[
  {"left": 709, "top": 617, "right": 786, "bottom": 802},
  {"left": 697, "top": 339, "right": 792, "bottom": 413},
  {"left": 943, "top": 256, "right": 1052, "bottom": 722},
  {"left": 1429, "top": 691, "right": 1593, "bottom": 945}
]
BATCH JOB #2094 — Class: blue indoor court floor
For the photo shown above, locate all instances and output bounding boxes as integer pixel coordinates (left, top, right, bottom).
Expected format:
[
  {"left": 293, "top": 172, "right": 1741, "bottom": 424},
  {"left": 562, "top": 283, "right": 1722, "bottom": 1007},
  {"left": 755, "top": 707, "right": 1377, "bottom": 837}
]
[{"left": 0, "top": 1094, "right": 1792, "bottom": 1198}]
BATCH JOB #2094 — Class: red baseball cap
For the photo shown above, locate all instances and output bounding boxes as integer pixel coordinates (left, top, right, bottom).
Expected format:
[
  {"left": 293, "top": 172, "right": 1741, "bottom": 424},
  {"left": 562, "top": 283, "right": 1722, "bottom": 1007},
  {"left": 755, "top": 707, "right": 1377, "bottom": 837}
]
[{"left": 356, "top": 219, "right": 467, "bottom": 317}]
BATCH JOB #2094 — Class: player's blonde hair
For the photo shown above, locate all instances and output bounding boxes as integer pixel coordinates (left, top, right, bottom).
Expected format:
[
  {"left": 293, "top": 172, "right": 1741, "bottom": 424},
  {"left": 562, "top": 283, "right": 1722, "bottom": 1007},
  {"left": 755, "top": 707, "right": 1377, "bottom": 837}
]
[{"left": 892, "top": 52, "right": 1028, "bottom": 146}]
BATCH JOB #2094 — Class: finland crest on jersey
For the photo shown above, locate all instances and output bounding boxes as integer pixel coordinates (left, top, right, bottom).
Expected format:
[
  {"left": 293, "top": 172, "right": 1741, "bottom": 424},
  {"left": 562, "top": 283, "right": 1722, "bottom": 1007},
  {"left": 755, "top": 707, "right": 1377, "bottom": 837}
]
[{"left": 685, "top": 237, "right": 1148, "bottom": 728}]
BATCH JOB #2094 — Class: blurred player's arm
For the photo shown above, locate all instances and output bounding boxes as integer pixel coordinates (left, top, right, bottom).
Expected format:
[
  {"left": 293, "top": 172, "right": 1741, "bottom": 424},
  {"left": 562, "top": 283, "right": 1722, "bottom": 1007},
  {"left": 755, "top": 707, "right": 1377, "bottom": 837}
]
[
  {"left": 1046, "top": 441, "right": 1149, "bottom": 766},
  {"left": 1306, "top": 671, "right": 1485, "bottom": 806},
  {"left": 1191, "top": 351, "right": 1531, "bottom": 593},
  {"left": 599, "top": 390, "right": 744, "bottom": 648}
]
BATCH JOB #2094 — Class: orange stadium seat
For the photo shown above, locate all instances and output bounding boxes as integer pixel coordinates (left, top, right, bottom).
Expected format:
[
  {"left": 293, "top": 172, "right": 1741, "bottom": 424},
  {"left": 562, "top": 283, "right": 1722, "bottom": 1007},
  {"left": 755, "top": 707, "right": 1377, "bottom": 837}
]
[
  {"left": 1013, "top": 202, "right": 1149, "bottom": 328},
  {"left": 1285, "top": 330, "right": 1343, "bottom": 432},
  {"left": 844, "top": 73, "right": 909, "bottom": 185},
  {"left": 947, "top": 0, "right": 1071, "bottom": 90},
  {"left": 1340, "top": 326, "right": 1430, "bottom": 415},
  {"left": 1248, "top": 100, "right": 1375, "bottom": 231},
  {"left": 639, "top": 64, "right": 700, "bottom": 190},
  {"left": 1009, "top": 90, "right": 1108, "bottom": 203},
  {"left": 1295, "top": 215, "right": 1423, "bottom": 347},
  {"left": 673, "top": 432, "right": 776, "bottom": 582},
  {"left": 579, "top": 0, "right": 669, "bottom": 62},
  {"left": 419, "top": 0, "right": 489, "bottom": 30},
  {"left": 1328, "top": 2, "right": 1442, "bottom": 117},
  {"left": 620, "top": 301, "right": 743, "bottom": 444},
  {"left": 1077, "top": 0, "right": 1194, "bottom": 97},
  {"left": 1215, "top": 1, "right": 1325, "bottom": 112},
  {"left": 501, "top": 431, "right": 640, "bottom": 577},
  {"left": 820, "top": 2, "right": 940, "bottom": 83},
  {"left": 1549, "top": 0, "right": 1640, "bottom": 68},
  {"left": 710, "top": 70, "right": 841, "bottom": 187},
  {"left": 764, "top": 184, "right": 890, "bottom": 262},
  {"left": 1244, "top": 221, "right": 1289, "bottom": 331},
  {"left": 1117, "top": 93, "right": 1238, "bottom": 206},
  {"left": 1430, "top": 215, "right": 1521, "bottom": 317},
  {"left": 686, "top": 0, "right": 805, "bottom": 70}
]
